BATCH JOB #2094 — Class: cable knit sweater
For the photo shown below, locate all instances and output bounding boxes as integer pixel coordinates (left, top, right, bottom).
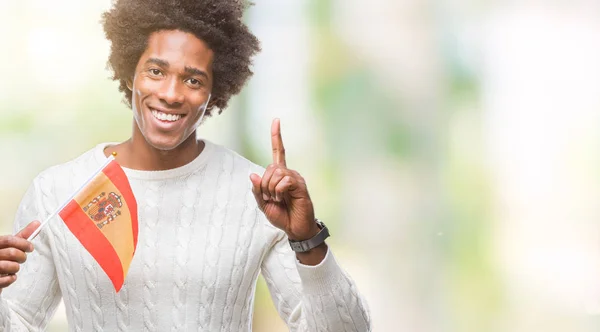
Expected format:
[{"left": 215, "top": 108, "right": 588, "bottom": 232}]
[{"left": 0, "top": 140, "right": 371, "bottom": 332}]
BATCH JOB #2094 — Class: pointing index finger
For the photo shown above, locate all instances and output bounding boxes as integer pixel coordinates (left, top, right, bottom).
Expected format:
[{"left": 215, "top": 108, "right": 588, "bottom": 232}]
[{"left": 271, "top": 118, "right": 286, "bottom": 166}]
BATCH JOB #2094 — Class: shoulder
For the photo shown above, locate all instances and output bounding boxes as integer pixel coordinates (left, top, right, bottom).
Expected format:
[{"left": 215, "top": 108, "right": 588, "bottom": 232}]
[
  {"left": 33, "top": 143, "right": 111, "bottom": 196},
  {"left": 38, "top": 143, "right": 107, "bottom": 180}
]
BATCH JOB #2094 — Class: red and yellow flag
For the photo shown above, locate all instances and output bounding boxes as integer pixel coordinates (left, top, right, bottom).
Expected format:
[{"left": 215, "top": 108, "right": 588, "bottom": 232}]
[{"left": 58, "top": 157, "right": 138, "bottom": 292}]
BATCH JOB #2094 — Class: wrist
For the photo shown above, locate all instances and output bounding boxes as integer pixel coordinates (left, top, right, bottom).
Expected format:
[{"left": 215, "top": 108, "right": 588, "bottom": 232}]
[
  {"left": 288, "top": 219, "right": 330, "bottom": 253},
  {"left": 286, "top": 223, "right": 321, "bottom": 242}
]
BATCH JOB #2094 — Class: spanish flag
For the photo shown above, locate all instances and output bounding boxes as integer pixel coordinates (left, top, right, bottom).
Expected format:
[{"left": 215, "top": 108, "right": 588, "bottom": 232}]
[{"left": 58, "top": 156, "right": 138, "bottom": 292}]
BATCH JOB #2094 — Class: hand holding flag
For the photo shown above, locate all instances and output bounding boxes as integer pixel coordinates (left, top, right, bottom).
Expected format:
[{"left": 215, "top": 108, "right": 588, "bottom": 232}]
[{"left": 0, "top": 220, "right": 39, "bottom": 293}]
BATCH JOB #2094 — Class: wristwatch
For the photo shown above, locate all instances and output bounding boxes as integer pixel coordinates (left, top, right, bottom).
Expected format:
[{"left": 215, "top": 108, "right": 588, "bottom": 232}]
[{"left": 288, "top": 219, "right": 330, "bottom": 252}]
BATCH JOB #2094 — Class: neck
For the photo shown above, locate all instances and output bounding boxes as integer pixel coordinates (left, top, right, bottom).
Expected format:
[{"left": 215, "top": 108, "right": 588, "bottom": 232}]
[{"left": 106, "top": 130, "right": 204, "bottom": 171}]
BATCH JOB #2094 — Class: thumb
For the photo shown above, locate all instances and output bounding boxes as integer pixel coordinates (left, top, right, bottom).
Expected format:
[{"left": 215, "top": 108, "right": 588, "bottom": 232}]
[
  {"left": 15, "top": 220, "right": 41, "bottom": 239},
  {"left": 249, "top": 173, "right": 266, "bottom": 210}
]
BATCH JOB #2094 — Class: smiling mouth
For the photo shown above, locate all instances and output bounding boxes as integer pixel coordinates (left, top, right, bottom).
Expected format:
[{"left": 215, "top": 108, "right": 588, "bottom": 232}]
[{"left": 150, "top": 108, "right": 184, "bottom": 122}]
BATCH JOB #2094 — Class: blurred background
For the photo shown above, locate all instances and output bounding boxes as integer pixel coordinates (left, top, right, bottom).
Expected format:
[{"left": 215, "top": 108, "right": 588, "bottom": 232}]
[{"left": 1, "top": 0, "right": 600, "bottom": 331}]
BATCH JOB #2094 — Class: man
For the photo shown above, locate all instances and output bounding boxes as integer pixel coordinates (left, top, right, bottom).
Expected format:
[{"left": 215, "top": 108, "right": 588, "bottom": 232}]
[{"left": 0, "top": 0, "right": 371, "bottom": 331}]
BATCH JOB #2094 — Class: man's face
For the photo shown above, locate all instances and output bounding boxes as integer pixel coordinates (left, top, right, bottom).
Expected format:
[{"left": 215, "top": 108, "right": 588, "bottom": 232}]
[{"left": 130, "top": 30, "right": 214, "bottom": 151}]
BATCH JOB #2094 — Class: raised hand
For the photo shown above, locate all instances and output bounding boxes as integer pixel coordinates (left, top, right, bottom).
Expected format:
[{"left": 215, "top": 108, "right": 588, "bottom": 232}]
[
  {"left": 249, "top": 119, "right": 320, "bottom": 242},
  {"left": 0, "top": 220, "right": 39, "bottom": 292}
]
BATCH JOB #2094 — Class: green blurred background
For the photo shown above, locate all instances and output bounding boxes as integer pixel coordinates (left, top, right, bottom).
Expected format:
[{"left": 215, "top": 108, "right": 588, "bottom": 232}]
[{"left": 1, "top": 0, "right": 600, "bottom": 331}]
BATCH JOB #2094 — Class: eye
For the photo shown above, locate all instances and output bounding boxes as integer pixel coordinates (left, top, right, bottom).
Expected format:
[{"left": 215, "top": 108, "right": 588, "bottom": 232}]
[
  {"left": 149, "top": 69, "right": 162, "bottom": 76},
  {"left": 186, "top": 78, "right": 203, "bottom": 88}
]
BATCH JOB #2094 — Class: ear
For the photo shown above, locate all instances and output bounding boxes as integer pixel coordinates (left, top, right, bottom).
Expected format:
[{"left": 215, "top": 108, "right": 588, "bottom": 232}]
[
  {"left": 206, "top": 96, "right": 218, "bottom": 110},
  {"left": 125, "top": 79, "right": 133, "bottom": 91}
]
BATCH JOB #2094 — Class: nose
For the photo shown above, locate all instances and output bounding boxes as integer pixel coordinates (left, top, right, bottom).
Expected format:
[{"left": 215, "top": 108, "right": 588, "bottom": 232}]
[{"left": 156, "top": 77, "right": 185, "bottom": 106}]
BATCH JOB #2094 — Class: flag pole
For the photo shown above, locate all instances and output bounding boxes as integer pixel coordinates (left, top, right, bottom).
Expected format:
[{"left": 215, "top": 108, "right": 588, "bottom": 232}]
[{"left": 27, "top": 155, "right": 116, "bottom": 242}]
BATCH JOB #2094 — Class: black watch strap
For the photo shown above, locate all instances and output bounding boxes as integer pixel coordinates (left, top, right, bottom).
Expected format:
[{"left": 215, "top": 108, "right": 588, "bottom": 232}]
[{"left": 288, "top": 219, "right": 330, "bottom": 253}]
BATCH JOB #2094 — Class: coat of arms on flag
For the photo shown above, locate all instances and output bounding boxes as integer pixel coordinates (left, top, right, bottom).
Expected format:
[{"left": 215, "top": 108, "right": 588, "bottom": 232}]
[
  {"left": 28, "top": 156, "right": 138, "bottom": 292},
  {"left": 83, "top": 191, "right": 123, "bottom": 228}
]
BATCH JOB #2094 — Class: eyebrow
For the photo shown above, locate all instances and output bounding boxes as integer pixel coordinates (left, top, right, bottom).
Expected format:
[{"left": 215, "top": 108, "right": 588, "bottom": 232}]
[
  {"left": 145, "top": 57, "right": 209, "bottom": 80},
  {"left": 184, "top": 66, "right": 209, "bottom": 80}
]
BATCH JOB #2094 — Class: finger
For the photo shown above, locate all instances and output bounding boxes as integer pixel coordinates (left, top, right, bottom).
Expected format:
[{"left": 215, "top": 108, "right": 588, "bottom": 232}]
[
  {"left": 274, "top": 176, "right": 296, "bottom": 201},
  {"left": 0, "top": 236, "right": 33, "bottom": 254},
  {"left": 250, "top": 173, "right": 266, "bottom": 210},
  {"left": 268, "top": 168, "right": 288, "bottom": 202},
  {"left": 278, "top": 173, "right": 309, "bottom": 200},
  {"left": 0, "top": 274, "right": 17, "bottom": 288},
  {"left": 271, "top": 118, "right": 286, "bottom": 167},
  {"left": 15, "top": 220, "right": 40, "bottom": 250},
  {"left": 0, "top": 248, "right": 27, "bottom": 264},
  {"left": 261, "top": 164, "right": 277, "bottom": 201},
  {"left": 0, "top": 261, "right": 20, "bottom": 275},
  {"left": 15, "top": 220, "right": 40, "bottom": 239}
]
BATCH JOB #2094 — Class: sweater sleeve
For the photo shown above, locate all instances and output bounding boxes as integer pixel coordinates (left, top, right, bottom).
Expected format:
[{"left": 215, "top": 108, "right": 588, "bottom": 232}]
[
  {"left": 0, "top": 178, "right": 62, "bottom": 331},
  {"left": 260, "top": 225, "right": 372, "bottom": 331}
]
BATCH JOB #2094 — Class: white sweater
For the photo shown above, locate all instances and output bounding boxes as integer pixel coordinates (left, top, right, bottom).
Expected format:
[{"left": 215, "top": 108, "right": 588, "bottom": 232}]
[{"left": 0, "top": 140, "right": 371, "bottom": 332}]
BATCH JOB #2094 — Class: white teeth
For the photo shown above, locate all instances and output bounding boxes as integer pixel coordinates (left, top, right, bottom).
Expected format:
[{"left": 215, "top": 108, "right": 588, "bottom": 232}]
[{"left": 151, "top": 110, "right": 182, "bottom": 122}]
